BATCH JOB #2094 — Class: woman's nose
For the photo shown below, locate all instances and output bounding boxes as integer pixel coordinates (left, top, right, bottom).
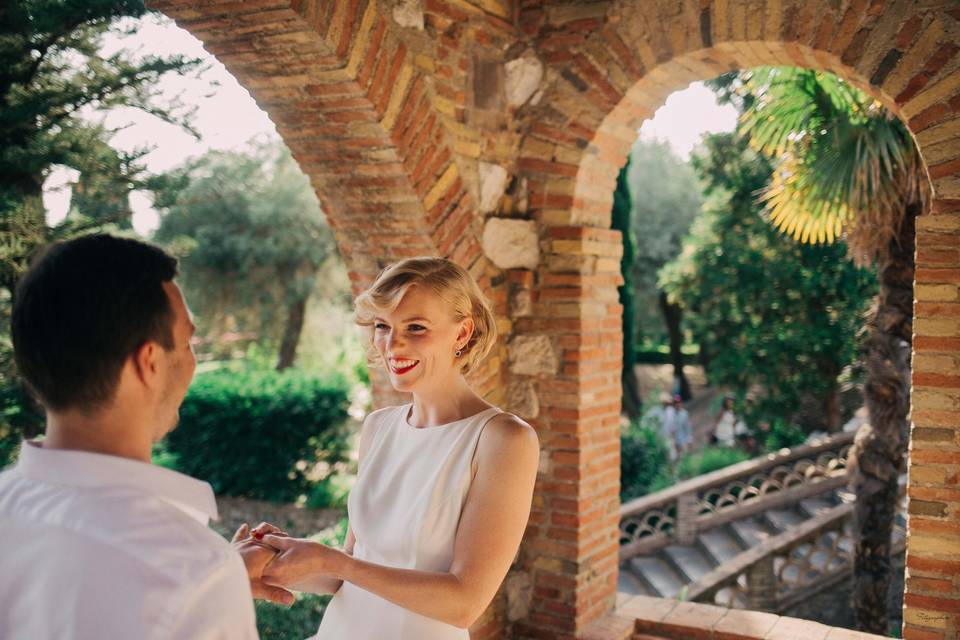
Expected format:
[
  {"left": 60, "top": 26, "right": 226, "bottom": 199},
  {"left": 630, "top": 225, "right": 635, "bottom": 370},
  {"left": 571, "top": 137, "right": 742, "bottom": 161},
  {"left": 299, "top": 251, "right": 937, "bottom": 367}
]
[{"left": 386, "top": 330, "right": 404, "bottom": 349}]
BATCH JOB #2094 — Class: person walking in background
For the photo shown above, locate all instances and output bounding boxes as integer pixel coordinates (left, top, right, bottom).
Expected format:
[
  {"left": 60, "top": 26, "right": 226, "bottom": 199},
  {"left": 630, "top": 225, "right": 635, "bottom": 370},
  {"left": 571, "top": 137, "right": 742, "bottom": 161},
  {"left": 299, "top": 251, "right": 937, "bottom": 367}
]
[
  {"left": 643, "top": 391, "right": 672, "bottom": 430},
  {"left": 711, "top": 395, "right": 748, "bottom": 448},
  {"left": 662, "top": 394, "right": 693, "bottom": 462}
]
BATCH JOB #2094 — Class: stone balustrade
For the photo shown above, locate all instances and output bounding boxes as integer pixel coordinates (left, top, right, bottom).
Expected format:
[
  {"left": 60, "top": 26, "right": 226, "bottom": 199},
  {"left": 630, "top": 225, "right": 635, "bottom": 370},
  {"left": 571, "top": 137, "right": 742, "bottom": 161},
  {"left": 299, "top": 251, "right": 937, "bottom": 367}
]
[{"left": 620, "top": 432, "right": 855, "bottom": 561}]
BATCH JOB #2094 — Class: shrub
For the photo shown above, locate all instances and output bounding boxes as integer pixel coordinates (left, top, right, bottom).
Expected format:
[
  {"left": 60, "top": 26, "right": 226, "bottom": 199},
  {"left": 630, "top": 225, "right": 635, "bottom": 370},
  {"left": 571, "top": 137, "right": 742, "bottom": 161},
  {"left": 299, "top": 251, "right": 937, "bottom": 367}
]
[
  {"left": 306, "top": 473, "right": 352, "bottom": 510},
  {"left": 620, "top": 419, "right": 673, "bottom": 501},
  {"left": 165, "top": 367, "right": 351, "bottom": 502},
  {"left": 0, "top": 364, "right": 44, "bottom": 468},
  {"left": 758, "top": 419, "right": 808, "bottom": 452},
  {"left": 676, "top": 446, "right": 751, "bottom": 480},
  {"left": 256, "top": 592, "right": 329, "bottom": 640}
]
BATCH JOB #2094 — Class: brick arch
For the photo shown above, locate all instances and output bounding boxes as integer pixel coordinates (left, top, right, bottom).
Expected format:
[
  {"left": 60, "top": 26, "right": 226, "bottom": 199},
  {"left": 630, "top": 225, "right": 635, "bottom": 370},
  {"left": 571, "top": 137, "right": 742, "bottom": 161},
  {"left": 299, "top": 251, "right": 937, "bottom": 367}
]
[
  {"left": 145, "top": 0, "right": 506, "bottom": 405},
  {"left": 514, "top": 2, "right": 960, "bottom": 638},
  {"left": 147, "top": 0, "right": 484, "bottom": 288},
  {"left": 136, "top": 1, "right": 960, "bottom": 638}
]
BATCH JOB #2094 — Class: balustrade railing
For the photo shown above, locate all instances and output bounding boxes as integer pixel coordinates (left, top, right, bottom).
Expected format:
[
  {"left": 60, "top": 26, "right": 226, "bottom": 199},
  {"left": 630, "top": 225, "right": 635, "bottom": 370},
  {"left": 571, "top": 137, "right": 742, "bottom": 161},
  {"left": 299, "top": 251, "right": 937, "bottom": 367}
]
[
  {"left": 686, "top": 486, "right": 907, "bottom": 613},
  {"left": 619, "top": 432, "right": 855, "bottom": 561}
]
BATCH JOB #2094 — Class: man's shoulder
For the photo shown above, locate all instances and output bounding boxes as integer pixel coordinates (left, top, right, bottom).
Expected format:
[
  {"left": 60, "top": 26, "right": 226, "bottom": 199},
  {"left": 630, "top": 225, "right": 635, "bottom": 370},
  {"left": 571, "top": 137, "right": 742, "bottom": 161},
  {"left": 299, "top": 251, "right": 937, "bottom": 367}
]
[{"left": 3, "top": 473, "right": 235, "bottom": 582}]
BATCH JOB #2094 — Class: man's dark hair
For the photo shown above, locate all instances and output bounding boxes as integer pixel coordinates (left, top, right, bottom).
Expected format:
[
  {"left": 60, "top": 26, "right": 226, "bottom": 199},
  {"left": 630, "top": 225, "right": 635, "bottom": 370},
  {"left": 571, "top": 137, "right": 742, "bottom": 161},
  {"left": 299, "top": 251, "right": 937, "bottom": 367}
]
[{"left": 11, "top": 234, "right": 179, "bottom": 413}]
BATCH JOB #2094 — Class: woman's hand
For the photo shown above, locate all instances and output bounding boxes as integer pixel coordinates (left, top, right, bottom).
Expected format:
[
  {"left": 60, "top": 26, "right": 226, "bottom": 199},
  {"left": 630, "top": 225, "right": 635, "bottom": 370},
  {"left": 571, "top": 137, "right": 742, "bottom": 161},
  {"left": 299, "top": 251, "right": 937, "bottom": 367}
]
[
  {"left": 260, "top": 535, "right": 347, "bottom": 595},
  {"left": 232, "top": 523, "right": 295, "bottom": 605}
]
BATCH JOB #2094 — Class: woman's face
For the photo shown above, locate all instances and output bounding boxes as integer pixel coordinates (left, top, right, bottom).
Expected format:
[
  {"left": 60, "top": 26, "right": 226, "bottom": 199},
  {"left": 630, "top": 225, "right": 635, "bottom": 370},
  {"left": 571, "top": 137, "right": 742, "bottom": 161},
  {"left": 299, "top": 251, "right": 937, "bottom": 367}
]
[{"left": 372, "top": 285, "right": 473, "bottom": 394}]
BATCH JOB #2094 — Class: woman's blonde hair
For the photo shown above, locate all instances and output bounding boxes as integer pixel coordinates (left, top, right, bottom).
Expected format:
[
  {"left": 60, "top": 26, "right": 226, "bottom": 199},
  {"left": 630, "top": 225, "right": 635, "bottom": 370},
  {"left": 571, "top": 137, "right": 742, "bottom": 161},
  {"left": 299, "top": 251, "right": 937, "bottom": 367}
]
[{"left": 355, "top": 257, "right": 498, "bottom": 374}]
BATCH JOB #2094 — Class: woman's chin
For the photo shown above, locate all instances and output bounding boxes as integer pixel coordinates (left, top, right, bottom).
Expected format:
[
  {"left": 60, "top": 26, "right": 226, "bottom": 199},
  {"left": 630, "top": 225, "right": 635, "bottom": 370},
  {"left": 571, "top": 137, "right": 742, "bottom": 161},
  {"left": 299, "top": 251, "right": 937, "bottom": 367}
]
[{"left": 389, "top": 371, "right": 420, "bottom": 391}]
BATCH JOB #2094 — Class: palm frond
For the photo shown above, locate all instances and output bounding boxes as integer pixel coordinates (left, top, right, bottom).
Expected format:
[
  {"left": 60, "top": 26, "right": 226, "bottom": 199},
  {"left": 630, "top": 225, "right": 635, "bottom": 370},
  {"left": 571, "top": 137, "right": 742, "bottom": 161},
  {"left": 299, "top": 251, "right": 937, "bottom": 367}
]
[{"left": 735, "top": 67, "right": 931, "bottom": 264}]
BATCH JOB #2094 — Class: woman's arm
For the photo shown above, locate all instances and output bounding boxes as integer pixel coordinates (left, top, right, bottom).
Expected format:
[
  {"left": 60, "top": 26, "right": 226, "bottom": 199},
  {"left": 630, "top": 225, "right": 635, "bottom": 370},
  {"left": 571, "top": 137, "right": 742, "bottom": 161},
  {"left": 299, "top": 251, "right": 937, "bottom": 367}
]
[
  {"left": 263, "top": 414, "right": 540, "bottom": 628},
  {"left": 259, "top": 414, "right": 371, "bottom": 595}
]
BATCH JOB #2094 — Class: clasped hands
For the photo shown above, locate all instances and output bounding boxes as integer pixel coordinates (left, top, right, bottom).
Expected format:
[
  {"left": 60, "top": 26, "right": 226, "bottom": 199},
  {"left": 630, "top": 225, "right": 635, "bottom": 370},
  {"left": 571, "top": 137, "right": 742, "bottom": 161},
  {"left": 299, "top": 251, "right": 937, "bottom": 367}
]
[{"left": 232, "top": 522, "right": 346, "bottom": 606}]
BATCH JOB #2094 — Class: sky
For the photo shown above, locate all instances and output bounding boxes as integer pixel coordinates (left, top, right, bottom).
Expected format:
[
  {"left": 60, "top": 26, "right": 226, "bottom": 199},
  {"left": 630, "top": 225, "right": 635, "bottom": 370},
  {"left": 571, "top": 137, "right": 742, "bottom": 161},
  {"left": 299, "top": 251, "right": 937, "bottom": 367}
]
[{"left": 43, "top": 15, "right": 737, "bottom": 236}]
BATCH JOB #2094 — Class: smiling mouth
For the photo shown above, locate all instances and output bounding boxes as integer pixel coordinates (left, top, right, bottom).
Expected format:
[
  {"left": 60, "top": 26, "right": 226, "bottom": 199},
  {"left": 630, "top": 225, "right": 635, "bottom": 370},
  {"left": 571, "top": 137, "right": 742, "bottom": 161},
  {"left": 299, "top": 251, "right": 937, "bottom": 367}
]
[{"left": 389, "top": 358, "right": 420, "bottom": 375}]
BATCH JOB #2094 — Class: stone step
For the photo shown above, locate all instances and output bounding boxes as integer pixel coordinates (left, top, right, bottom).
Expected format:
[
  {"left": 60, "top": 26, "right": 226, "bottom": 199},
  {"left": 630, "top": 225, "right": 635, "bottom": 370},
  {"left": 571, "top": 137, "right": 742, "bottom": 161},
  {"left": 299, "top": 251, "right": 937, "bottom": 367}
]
[
  {"left": 762, "top": 507, "right": 806, "bottom": 533},
  {"left": 618, "top": 567, "right": 653, "bottom": 597},
  {"left": 698, "top": 527, "right": 746, "bottom": 564},
  {"left": 797, "top": 497, "right": 836, "bottom": 519},
  {"left": 662, "top": 545, "right": 715, "bottom": 583},
  {"left": 729, "top": 517, "right": 777, "bottom": 548},
  {"left": 627, "top": 555, "right": 686, "bottom": 598}
]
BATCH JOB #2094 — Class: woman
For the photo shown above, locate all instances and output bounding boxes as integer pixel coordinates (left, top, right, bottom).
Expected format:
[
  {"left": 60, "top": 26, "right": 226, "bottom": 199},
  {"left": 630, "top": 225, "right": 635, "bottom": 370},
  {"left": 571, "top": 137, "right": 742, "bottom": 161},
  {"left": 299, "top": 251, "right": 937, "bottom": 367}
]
[
  {"left": 239, "top": 257, "right": 540, "bottom": 639},
  {"left": 711, "top": 395, "right": 747, "bottom": 448}
]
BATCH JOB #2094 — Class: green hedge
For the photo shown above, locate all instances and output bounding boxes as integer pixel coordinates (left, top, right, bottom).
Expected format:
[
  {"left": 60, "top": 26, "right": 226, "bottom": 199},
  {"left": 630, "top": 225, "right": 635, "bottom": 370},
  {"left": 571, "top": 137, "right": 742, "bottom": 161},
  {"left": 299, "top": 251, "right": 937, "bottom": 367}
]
[
  {"left": 620, "top": 419, "right": 673, "bottom": 501},
  {"left": 0, "top": 376, "right": 44, "bottom": 468},
  {"left": 676, "top": 446, "right": 751, "bottom": 480},
  {"left": 165, "top": 368, "right": 351, "bottom": 502}
]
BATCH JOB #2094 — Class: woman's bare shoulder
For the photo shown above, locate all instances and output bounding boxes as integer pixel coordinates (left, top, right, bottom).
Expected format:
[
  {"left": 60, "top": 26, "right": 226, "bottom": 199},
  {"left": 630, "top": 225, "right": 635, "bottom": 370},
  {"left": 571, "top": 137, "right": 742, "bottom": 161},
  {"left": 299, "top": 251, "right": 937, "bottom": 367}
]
[{"left": 480, "top": 412, "right": 539, "bottom": 454}]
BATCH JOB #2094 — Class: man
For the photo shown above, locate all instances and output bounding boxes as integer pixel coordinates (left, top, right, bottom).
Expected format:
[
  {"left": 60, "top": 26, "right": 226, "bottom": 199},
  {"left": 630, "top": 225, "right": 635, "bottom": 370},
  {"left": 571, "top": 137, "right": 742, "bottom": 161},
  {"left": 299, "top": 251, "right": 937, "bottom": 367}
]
[
  {"left": 662, "top": 394, "right": 693, "bottom": 462},
  {"left": 0, "top": 234, "right": 289, "bottom": 639}
]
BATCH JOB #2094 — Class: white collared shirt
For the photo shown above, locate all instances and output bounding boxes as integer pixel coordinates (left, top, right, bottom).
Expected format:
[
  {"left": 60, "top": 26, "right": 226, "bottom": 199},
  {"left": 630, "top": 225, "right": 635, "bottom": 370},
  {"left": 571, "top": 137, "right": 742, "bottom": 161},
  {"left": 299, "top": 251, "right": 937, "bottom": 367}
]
[{"left": 0, "top": 441, "right": 259, "bottom": 640}]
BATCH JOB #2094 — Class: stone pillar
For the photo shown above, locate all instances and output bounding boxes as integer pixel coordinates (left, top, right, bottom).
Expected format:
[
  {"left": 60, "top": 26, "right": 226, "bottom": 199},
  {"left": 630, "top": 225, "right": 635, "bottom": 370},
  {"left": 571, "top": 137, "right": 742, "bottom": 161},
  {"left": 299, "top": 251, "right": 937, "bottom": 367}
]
[
  {"left": 674, "top": 492, "right": 701, "bottom": 546},
  {"left": 745, "top": 556, "right": 778, "bottom": 613},
  {"left": 903, "top": 203, "right": 960, "bottom": 640}
]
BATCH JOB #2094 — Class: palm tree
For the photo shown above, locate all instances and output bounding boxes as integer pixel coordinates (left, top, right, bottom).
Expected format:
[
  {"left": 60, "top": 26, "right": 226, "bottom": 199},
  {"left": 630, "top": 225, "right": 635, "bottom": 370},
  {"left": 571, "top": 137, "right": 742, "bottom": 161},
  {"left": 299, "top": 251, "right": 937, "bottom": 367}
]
[{"left": 730, "top": 67, "right": 930, "bottom": 634}]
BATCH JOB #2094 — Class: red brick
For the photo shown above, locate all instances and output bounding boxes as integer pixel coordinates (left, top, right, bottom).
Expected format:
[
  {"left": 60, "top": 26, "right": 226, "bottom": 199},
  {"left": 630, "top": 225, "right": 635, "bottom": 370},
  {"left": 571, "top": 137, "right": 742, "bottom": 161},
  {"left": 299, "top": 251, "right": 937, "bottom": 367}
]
[
  {"left": 905, "top": 594, "right": 960, "bottom": 614},
  {"left": 902, "top": 628, "right": 945, "bottom": 640}
]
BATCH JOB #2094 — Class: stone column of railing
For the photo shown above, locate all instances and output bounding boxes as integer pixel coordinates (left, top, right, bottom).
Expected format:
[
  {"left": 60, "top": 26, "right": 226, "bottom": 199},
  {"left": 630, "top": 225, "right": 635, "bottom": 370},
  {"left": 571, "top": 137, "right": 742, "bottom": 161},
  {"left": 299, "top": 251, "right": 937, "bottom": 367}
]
[
  {"left": 745, "top": 555, "right": 777, "bottom": 612},
  {"left": 673, "top": 491, "right": 700, "bottom": 546}
]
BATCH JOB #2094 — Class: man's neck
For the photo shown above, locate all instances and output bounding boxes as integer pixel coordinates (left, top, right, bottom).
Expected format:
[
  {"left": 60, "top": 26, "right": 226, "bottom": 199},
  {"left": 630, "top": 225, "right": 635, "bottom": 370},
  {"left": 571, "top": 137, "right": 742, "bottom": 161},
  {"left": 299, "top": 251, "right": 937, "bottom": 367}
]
[{"left": 44, "top": 411, "right": 153, "bottom": 463}]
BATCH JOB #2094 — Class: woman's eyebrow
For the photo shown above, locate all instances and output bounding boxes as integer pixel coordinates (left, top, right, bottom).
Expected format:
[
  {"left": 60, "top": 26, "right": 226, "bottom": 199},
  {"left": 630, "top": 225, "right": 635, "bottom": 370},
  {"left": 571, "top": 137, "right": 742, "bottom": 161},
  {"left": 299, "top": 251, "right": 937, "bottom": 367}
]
[{"left": 401, "top": 316, "right": 430, "bottom": 323}]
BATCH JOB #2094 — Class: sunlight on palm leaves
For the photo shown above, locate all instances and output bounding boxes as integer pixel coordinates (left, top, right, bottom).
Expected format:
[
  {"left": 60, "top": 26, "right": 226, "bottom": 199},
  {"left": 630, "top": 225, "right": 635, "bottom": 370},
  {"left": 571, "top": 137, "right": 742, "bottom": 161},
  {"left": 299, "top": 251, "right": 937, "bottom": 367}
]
[{"left": 736, "top": 67, "right": 930, "bottom": 265}]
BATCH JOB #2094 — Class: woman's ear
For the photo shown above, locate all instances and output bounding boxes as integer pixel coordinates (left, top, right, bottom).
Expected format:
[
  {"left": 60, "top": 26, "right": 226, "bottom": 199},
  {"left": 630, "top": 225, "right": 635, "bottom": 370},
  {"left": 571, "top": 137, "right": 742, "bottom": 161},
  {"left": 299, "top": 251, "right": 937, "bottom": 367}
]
[{"left": 457, "top": 317, "right": 476, "bottom": 349}]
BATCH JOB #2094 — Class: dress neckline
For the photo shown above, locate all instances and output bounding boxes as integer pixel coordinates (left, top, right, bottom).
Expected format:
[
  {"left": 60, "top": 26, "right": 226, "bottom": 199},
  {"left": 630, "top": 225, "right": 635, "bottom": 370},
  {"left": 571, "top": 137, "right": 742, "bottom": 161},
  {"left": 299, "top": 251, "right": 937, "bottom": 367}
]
[{"left": 402, "top": 404, "right": 499, "bottom": 431}]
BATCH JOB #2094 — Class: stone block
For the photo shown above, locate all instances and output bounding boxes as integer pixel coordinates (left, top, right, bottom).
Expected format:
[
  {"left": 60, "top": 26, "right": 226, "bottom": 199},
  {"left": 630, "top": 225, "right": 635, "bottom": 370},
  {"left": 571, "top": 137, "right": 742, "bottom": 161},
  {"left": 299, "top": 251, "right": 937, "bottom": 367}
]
[
  {"left": 506, "top": 378, "right": 539, "bottom": 418},
  {"left": 504, "top": 570, "right": 532, "bottom": 622},
  {"left": 478, "top": 162, "right": 509, "bottom": 213},
  {"left": 392, "top": 0, "right": 424, "bottom": 29},
  {"left": 508, "top": 335, "right": 559, "bottom": 376},
  {"left": 505, "top": 51, "right": 544, "bottom": 107},
  {"left": 509, "top": 287, "right": 533, "bottom": 317},
  {"left": 483, "top": 218, "right": 540, "bottom": 270}
]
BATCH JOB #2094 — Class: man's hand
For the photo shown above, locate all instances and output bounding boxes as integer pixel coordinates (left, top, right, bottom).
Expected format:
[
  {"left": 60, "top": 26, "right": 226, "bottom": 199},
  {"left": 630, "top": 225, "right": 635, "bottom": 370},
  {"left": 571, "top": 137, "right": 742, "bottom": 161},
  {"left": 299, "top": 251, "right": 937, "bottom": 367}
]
[{"left": 232, "top": 523, "right": 295, "bottom": 606}]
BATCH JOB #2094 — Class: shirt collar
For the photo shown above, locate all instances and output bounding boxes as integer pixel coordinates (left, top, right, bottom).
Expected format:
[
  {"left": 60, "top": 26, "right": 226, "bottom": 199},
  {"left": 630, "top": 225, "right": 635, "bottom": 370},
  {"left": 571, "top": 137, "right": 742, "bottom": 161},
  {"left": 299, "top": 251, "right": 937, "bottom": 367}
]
[{"left": 14, "top": 440, "right": 219, "bottom": 525}]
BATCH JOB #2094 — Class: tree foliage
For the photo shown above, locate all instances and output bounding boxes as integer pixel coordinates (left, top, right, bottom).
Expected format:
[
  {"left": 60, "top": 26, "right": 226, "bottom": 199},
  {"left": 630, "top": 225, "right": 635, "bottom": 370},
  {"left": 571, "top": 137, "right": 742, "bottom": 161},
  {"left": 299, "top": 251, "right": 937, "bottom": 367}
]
[
  {"left": 0, "top": 0, "right": 201, "bottom": 290},
  {"left": 660, "top": 133, "right": 876, "bottom": 431},
  {"left": 626, "top": 138, "right": 702, "bottom": 347},
  {"left": 152, "top": 141, "right": 338, "bottom": 368},
  {"left": 720, "top": 68, "right": 929, "bottom": 263}
]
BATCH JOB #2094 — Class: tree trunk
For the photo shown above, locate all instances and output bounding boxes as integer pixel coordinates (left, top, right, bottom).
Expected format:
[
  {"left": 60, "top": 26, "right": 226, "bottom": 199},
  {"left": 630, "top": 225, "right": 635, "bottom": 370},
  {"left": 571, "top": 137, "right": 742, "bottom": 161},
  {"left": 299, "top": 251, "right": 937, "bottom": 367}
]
[
  {"left": 850, "top": 204, "right": 917, "bottom": 634},
  {"left": 659, "top": 290, "right": 691, "bottom": 401},
  {"left": 823, "top": 384, "right": 842, "bottom": 433},
  {"left": 275, "top": 294, "right": 308, "bottom": 371}
]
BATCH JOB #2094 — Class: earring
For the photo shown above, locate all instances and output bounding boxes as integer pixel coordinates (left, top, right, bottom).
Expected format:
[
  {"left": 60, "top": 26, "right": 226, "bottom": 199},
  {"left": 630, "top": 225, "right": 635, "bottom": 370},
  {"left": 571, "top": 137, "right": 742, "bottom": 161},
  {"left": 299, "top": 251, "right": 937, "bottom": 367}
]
[{"left": 455, "top": 346, "right": 463, "bottom": 357}]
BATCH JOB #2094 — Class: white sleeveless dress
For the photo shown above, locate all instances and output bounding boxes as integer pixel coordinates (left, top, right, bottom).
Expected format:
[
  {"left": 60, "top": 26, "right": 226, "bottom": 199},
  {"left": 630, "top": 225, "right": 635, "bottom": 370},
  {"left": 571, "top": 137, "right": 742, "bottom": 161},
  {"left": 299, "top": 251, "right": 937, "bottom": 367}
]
[{"left": 312, "top": 403, "right": 503, "bottom": 640}]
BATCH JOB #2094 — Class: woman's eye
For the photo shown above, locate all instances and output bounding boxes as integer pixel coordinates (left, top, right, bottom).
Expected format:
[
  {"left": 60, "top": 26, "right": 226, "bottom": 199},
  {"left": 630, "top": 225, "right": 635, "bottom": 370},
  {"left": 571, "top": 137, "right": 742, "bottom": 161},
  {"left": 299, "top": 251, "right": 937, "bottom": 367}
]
[
  {"left": 374, "top": 323, "right": 389, "bottom": 330},
  {"left": 408, "top": 324, "right": 426, "bottom": 332}
]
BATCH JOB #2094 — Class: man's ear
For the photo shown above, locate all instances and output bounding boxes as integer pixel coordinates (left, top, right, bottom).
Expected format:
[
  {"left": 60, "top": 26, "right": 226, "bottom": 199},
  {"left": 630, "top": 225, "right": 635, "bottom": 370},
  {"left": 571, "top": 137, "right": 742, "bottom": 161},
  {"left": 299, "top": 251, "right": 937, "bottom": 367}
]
[{"left": 131, "top": 340, "right": 163, "bottom": 390}]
